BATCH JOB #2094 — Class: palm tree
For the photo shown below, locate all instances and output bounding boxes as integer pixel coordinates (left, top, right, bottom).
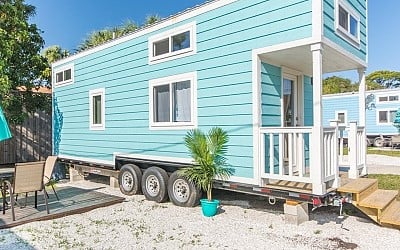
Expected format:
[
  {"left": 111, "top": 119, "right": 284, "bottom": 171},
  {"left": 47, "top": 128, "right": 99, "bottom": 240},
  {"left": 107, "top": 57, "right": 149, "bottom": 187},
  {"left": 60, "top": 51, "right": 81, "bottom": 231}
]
[
  {"left": 178, "top": 127, "right": 233, "bottom": 201},
  {"left": 144, "top": 14, "right": 161, "bottom": 26}
]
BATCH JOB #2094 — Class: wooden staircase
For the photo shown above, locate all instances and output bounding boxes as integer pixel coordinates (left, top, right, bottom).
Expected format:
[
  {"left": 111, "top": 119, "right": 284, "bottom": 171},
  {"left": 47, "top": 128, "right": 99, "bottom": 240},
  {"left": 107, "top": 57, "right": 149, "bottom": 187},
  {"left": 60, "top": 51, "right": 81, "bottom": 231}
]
[{"left": 337, "top": 178, "right": 400, "bottom": 229}]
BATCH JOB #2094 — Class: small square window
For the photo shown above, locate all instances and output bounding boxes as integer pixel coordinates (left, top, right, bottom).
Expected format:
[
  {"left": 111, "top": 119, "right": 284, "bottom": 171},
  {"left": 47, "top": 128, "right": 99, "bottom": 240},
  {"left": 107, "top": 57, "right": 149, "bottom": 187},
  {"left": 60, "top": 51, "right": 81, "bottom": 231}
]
[
  {"left": 337, "top": 113, "right": 345, "bottom": 124},
  {"left": 335, "top": 110, "right": 347, "bottom": 125},
  {"left": 54, "top": 64, "right": 74, "bottom": 86},
  {"left": 389, "top": 96, "right": 399, "bottom": 101}
]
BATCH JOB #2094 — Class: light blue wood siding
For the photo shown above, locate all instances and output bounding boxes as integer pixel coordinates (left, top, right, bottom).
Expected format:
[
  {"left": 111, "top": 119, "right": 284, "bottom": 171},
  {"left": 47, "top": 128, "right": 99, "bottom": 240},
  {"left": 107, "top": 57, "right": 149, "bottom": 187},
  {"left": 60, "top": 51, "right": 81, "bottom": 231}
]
[
  {"left": 261, "top": 63, "right": 282, "bottom": 127},
  {"left": 322, "top": 90, "right": 400, "bottom": 136},
  {"left": 53, "top": 0, "right": 313, "bottom": 179},
  {"left": 323, "top": 0, "right": 367, "bottom": 61}
]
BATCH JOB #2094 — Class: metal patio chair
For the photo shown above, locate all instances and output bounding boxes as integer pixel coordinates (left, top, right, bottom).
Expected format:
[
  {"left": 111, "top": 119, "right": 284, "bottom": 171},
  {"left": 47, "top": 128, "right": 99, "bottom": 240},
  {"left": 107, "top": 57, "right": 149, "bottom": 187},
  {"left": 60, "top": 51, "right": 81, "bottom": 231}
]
[
  {"left": 43, "top": 156, "right": 59, "bottom": 201},
  {"left": 4, "top": 161, "right": 49, "bottom": 221}
]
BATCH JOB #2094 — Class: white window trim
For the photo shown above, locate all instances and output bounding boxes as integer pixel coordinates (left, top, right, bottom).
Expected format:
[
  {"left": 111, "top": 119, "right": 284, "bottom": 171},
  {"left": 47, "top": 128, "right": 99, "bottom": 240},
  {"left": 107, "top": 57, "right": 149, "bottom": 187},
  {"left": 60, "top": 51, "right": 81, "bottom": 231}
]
[
  {"left": 377, "top": 94, "right": 400, "bottom": 103},
  {"left": 54, "top": 63, "right": 74, "bottom": 87},
  {"left": 335, "top": 0, "right": 361, "bottom": 47},
  {"left": 376, "top": 109, "right": 397, "bottom": 126},
  {"left": 148, "top": 22, "right": 197, "bottom": 64},
  {"left": 335, "top": 110, "right": 348, "bottom": 125},
  {"left": 89, "top": 88, "right": 105, "bottom": 130},
  {"left": 149, "top": 71, "right": 197, "bottom": 130}
]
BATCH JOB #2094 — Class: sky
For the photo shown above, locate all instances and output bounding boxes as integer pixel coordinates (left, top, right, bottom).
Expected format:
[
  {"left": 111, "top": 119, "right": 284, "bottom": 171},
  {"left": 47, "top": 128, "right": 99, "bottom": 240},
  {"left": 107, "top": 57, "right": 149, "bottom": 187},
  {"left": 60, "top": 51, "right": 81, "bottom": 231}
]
[{"left": 27, "top": 0, "right": 399, "bottom": 81}]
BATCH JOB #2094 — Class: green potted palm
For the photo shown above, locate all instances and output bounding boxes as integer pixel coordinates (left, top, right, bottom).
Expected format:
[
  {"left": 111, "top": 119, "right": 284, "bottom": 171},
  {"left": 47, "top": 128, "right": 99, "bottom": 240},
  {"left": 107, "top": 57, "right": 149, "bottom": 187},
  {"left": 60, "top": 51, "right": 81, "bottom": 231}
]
[{"left": 178, "top": 127, "right": 233, "bottom": 217}]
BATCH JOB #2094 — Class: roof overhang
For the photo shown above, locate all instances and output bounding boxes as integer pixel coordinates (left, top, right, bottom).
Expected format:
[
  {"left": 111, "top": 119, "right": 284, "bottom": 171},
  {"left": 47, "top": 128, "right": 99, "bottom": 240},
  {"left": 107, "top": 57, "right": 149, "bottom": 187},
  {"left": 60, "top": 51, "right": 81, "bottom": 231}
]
[{"left": 256, "top": 38, "right": 367, "bottom": 76}]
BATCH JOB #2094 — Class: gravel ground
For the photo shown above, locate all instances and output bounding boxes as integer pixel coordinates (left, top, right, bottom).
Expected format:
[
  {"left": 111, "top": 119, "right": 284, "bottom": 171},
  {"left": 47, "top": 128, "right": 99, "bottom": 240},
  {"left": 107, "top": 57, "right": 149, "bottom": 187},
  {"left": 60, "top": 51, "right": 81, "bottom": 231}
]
[
  {"left": 366, "top": 154, "right": 400, "bottom": 174},
  {"left": 0, "top": 155, "right": 399, "bottom": 250}
]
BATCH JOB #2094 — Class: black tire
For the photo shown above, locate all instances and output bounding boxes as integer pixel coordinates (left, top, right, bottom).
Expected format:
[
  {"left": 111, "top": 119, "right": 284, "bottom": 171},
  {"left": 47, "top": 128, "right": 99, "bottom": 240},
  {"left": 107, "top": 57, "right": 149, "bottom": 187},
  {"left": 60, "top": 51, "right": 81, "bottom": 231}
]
[
  {"left": 167, "top": 171, "right": 201, "bottom": 207},
  {"left": 374, "top": 137, "right": 384, "bottom": 147},
  {"left": 141, "top": 167, "right": 169, "bottom": 203},
  {"left": 118, "top": 164, "right": 142, "bottom": 195}
]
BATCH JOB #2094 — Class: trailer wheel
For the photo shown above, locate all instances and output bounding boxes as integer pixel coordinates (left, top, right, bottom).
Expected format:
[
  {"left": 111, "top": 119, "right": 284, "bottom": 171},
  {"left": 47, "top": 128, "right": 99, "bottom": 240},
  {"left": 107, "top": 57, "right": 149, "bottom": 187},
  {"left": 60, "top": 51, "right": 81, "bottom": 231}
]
[
  {"left": 374, "top": 137, "right": 384, "bottom": 147},
  {"left": 167, "top": 171, "right": 201, "bottom": 207},
  {"left": 118, "top": 164, "right": 142, "bottom": 195},
  {"left": 141, "top": 167, "right": 169, "bottom": 203}
]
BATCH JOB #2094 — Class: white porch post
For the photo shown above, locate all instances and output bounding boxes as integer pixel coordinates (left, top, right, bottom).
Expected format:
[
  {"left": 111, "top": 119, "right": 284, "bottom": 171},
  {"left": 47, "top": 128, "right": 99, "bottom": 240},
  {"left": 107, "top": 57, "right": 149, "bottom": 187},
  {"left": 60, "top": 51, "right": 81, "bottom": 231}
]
[
  {"left": 310, "top": 43, "right": 326, "bottom": 195},
  {"left": 358, "top": 68, "right": 367, "bottom": 176},
  {"left": 358, "top": 68, "right": 366, "bottom": 126},
  {"left": 329, "top": 120, "right": 340, "bottom": 188},
  {"left": 348, "top": 121, "right": 358, "bottom": 179}
]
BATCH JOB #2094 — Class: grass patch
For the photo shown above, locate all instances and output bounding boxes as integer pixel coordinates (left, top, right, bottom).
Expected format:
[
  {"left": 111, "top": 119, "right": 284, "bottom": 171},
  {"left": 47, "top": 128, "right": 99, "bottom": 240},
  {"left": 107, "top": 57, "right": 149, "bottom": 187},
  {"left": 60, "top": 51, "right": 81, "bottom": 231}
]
[
  {"left": 340, "top": 147, "right": 400, "bottom": 157},
  {"left": 367, "top": 148, "right": 400, "bottom": 157},
  {"left": 368, "top": 174, "right": 400, "bottom": 200}
]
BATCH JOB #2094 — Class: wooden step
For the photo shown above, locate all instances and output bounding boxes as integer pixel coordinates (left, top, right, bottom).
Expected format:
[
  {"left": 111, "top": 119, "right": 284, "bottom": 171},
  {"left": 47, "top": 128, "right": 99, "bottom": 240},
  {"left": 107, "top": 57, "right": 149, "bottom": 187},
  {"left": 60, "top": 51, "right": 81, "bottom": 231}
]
[
  {"left": 337, "top": 178, "right": 377, "bottom": 194},
  {"left": 380, "top": 200, "right": 400, "bottom": 226},
  {"left": 359, "top": 189, "right": 398, "bottom": 209}
]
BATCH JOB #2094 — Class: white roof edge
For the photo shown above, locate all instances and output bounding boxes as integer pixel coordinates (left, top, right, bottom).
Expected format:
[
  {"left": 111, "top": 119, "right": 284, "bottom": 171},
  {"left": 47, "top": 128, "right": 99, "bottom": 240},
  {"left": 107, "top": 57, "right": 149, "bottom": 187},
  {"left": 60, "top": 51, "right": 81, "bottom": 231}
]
[
  {"left": 323, "top": 88, "right": 400, "bottom": 98},
  {"left": 52, "top": 0, "right": 237, "bottom": 67}
]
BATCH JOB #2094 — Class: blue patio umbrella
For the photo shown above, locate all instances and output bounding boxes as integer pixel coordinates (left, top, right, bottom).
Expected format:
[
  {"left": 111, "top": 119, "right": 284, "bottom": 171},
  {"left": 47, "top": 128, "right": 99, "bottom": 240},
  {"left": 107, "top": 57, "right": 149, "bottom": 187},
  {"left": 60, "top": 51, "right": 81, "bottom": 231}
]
[{"left": 0, "top": 105, "right": 12, "bottom": 142}]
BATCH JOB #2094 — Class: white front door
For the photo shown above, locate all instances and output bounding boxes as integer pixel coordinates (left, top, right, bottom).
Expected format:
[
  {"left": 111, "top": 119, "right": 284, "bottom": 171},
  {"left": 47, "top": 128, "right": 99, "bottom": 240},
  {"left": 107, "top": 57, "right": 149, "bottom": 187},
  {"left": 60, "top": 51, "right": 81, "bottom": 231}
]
[
  {"left": 282, "top": 74, "right": 300, "bottom": 127},
  {"left": 282, "top": 74, "right": 304, "bottom": 173}
]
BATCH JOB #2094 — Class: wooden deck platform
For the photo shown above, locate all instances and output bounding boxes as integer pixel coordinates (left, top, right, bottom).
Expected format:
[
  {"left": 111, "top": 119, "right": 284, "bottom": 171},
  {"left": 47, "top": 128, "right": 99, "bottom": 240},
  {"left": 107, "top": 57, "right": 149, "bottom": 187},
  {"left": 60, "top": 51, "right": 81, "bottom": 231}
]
[{"left": 0, "top": 186, "right": 125, "bottom": 229}]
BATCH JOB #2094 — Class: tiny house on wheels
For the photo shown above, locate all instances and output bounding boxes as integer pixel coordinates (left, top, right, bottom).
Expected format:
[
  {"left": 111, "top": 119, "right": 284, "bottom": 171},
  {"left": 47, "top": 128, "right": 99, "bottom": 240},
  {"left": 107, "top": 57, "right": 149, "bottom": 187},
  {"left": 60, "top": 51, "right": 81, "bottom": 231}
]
[
  {"left": 53, "top": 0, "right": 386, "bottom": 223},
  {"left": 323, "top": 88, "right": 400, "bottom": 147}
]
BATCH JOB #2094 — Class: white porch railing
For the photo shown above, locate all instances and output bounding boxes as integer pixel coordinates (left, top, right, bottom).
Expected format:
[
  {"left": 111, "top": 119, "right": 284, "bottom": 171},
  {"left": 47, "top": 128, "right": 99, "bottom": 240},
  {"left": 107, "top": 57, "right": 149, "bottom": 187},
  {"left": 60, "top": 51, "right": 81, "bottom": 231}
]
[
  {"left": 336, "top": 121, "right": 367, "bottom": 178},
  {"left": 259, "top": 122, "right": 366, "bottom": 194},
  {"left": 259, "top": 126, "right": 340, "bottom": 188},
  {"left": 348, "top": 122, "right": 367, "bottom": 178},
  {"left": 259, "top": 127, "right": 313, "bottom": 184},
  {"left": 323, "top": 124, "right": 339, "bottom": 184}
]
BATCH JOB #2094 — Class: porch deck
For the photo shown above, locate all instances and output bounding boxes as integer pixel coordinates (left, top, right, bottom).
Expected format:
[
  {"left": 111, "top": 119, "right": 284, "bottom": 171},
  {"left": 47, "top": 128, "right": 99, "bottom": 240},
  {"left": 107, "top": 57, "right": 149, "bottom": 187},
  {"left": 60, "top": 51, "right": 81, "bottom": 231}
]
[{"left": 0, "top": 185, "right": 125, "bottom": 229}]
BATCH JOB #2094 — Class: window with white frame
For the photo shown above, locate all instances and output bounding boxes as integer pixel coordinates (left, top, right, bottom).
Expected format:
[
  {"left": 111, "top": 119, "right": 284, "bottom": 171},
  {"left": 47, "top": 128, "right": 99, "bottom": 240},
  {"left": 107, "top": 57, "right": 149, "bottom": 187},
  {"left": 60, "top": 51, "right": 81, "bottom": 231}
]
[
  {"left": 378, "top": 95, "right": 400, "bottom": 103},
  {"left": 149, "top": 72, "right": 197, "bottom": 129},
  {"left": 335, "top": 110, "right": 347, "bottom": 125},
  {"left": 335, "top": 0, "right": 360, "bottom": 45},
  {"left": 54, "top": 64, "right": 74, "bottom": 86},
  {"left": 148, "top": 22, "right": 196, "bottom": 64},
  {"left": 89, "top": 88, "right": 105, "bottom": 130},
  {"left": 377, "top": 109, "right": 397, "bottom": 125}
]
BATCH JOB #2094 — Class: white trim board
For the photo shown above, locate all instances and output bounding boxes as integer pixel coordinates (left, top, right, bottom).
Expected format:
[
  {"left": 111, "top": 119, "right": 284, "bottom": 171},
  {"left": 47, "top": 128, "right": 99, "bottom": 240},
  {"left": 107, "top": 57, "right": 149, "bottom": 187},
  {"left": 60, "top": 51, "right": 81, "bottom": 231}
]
[
  {"left": 114, "top": 153, "right": 194, "bottom": 165},
  {"left": 52, "top": 0, "right": 237, "bottom": 67},
  {"left": 57, "top": 154, "right": 114, "bottom": 166}
]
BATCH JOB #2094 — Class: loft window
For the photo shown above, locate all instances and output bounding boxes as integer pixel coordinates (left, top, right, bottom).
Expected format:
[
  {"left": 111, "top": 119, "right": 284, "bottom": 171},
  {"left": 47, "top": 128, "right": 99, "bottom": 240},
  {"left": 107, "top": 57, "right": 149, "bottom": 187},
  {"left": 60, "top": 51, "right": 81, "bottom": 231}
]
[
  {"left": 89, "top": 88, "right": 105, "bottom": 130},
  {"left": 54, "top": 64, "right": 74, "bottom": 86},
  {"left": 378, "top": 95, "right": 399, "bottom": 102},
  {"left": 149, "top": 72, "right": 197, "bottom": 129},
  {"left": 336, "top": 0, "right": 360, "bottom": 45},
  {"left": 149, "top": 22, "right": 196, "bottom": 64}
]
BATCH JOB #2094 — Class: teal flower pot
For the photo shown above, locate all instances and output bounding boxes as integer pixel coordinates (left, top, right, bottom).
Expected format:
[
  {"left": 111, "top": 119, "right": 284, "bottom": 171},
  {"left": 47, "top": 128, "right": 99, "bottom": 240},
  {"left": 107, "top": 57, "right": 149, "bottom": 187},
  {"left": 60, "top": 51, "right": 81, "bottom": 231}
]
[{"left": 200, "top": 199, "right": 220, "bottom": 217}]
